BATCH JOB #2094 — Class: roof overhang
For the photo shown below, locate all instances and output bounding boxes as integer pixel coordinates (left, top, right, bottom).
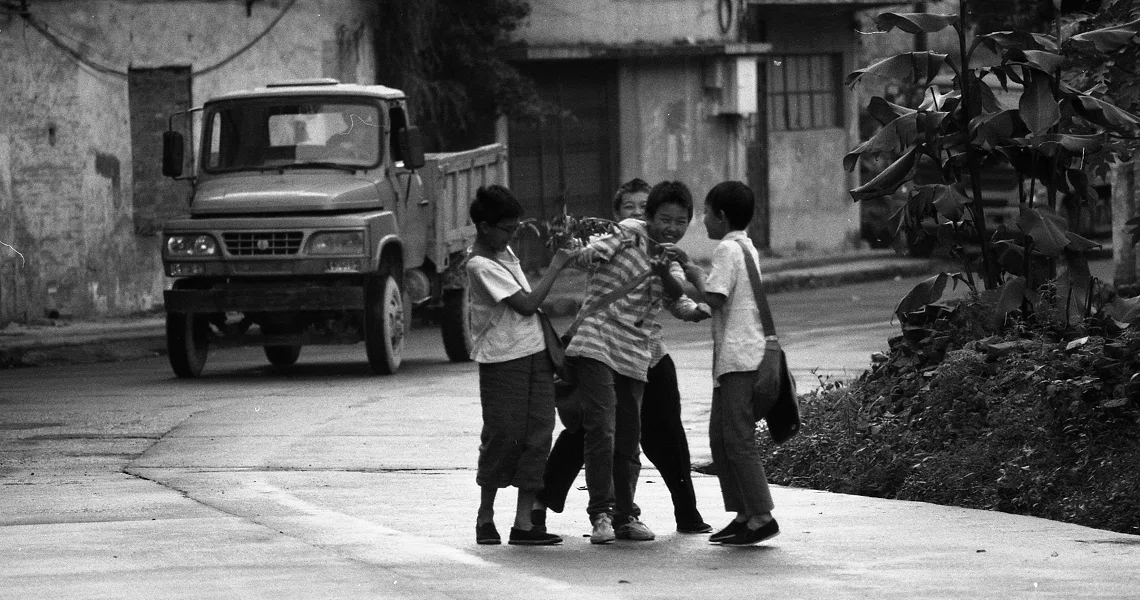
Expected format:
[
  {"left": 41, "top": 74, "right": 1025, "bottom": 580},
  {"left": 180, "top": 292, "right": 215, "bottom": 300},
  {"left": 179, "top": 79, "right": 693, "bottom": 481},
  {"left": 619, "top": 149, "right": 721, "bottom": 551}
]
[
  {"left": 750, "top": 1, "right": 908, "bottom": 6},
  {"left": 502, "top": 41, "right": 772, "bottom": 62}
]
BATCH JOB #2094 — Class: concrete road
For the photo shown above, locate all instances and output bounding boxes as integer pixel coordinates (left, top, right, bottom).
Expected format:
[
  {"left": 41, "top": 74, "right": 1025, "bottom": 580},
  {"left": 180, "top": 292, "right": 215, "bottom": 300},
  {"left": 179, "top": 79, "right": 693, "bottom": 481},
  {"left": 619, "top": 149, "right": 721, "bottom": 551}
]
[{"left": 3, "top": 277, "right": 1139, "bottom": 599}]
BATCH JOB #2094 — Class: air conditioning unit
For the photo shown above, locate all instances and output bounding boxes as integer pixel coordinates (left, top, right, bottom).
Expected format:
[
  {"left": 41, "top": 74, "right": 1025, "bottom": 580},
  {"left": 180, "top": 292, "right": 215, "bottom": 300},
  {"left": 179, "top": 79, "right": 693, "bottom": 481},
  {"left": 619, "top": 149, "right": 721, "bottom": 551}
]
[{"left": 708, "top": 57, "right": 757, "bottom": 116}]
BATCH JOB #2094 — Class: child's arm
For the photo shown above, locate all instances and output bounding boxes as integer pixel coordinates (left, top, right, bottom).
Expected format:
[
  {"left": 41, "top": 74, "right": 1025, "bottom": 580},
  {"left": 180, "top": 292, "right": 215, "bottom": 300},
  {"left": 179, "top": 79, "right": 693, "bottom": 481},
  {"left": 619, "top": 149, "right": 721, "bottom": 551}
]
[
  {"left": 501, "top": 248, "right": 574, "bottom": 316},
  {"left": 672, "top": 244, "right": 728, "bottom": 309},
  {"left": 651, "top": 254, "right": 685, "bottom": 299},
  {"left": 672, "top": 259, "right": 725, "bottom": 308},
  {"left": 665, "top": 294, "right": 711, "bottom": 322}
]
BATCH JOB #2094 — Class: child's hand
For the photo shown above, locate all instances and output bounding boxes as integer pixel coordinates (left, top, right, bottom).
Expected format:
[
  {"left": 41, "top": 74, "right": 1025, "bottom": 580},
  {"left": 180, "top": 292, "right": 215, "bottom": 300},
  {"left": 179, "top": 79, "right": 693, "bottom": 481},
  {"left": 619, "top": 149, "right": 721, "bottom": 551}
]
[
  {"left": 655, "top": 242, "right": 689, "bottom": 266},
  {"left": 550, "top": 247, "right": 576, "bottom": 270},
  {"left": 650, "top": 254, "right": 673, "bottom": 277},
  {"left": 692, "top": 303, "right": 712, "bottom": 322}
]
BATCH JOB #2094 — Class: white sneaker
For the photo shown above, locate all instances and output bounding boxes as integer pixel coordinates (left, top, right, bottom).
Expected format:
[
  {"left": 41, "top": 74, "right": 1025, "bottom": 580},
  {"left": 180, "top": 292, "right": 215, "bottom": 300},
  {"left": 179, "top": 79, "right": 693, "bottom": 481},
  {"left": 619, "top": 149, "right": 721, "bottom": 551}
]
[
  {"left": 615, "top": 517, "right": 655, "bottom": 541},
  {"left": 590, "top": 513, "right": 616, "bottom": 545}
]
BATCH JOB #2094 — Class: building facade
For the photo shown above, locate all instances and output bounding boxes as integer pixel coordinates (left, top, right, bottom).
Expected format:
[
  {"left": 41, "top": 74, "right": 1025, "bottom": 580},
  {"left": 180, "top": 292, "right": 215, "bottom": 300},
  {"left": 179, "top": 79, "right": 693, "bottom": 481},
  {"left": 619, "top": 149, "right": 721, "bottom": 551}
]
[
  {"left": 0, "top": 0, "right": 375, "bottom": 324},
  {"left": 504, "top": 0, "right": 897, "bottom": 261}
]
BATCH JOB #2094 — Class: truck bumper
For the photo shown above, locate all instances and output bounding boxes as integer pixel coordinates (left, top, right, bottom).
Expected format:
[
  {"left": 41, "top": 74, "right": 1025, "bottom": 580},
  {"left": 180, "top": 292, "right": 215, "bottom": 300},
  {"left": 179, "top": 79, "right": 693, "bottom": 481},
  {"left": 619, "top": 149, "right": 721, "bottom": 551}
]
[{"left": 164, "top": 286, "right": 365, "bottom": 313}]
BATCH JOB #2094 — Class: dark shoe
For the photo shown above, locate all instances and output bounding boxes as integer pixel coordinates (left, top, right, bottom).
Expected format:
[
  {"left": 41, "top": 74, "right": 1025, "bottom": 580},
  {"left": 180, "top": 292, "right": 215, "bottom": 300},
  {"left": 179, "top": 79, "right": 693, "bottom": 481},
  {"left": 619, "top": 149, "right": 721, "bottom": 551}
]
[
  {"left": 677, "top": 521, "right": 713, "bottom": 534},
  {"left": 720, "top": 518, "right": 780, "bottom": 547},
  {"left": 709, "top": 519, "right": 747, "bottom": 543},
  {"left": 476, "top": 522, "right": 501, "bottom": 545},
  {"left": 531, "top": 509, "right": 547, "bottom": 534},
  {"left": 508, "top": 527, "right": 563, "bottom": 546}
]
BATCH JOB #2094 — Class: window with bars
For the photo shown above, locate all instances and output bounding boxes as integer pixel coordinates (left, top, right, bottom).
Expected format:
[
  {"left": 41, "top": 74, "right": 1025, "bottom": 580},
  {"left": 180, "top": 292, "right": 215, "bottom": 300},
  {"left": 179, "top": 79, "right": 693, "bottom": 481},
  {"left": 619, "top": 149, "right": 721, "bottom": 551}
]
[{"left": 766, "top": 54, "right": 843, "bottom": 131}]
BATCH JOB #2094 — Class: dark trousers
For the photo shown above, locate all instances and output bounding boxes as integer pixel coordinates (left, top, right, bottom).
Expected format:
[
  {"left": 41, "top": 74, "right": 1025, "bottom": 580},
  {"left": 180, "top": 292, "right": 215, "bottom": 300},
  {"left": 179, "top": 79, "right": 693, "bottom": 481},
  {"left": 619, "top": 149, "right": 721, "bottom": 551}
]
[
  {"left": 710, "top": 370, "right": 774, "bottom": 516},
  {"left": 538, "top": 355, "right": 704, "bottom": 526}
]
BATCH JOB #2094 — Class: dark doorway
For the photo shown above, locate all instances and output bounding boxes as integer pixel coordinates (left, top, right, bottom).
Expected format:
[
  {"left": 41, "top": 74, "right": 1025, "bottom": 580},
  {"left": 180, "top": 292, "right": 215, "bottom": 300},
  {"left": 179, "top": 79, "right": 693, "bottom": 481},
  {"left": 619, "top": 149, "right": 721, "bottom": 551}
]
[
  {"left": 509, "top": 60, "right": 619, "bottom": 218},
  {"left": 129, "top": 66, "right": 192, "bottom": 235}
]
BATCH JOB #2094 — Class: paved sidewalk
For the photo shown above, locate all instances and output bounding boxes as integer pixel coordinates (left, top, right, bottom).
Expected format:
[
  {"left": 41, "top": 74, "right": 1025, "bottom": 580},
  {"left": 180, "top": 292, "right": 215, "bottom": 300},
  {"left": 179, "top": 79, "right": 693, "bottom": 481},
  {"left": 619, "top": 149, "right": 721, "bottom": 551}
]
[{"left": 0, "top": 249, "right": 945, "bottom": 368}]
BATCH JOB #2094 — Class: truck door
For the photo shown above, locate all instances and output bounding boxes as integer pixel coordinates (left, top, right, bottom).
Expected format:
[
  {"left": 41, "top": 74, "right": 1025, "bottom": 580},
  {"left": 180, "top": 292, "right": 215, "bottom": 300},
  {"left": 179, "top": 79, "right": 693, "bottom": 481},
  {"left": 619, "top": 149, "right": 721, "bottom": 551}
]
[{"left": 387, "top": 104, "right": 428, "bottom": 268}]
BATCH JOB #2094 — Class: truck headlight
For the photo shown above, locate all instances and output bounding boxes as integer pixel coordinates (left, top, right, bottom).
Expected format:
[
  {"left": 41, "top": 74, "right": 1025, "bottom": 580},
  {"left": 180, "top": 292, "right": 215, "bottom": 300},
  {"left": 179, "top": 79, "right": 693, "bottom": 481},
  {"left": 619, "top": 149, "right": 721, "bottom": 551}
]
[
  {"left": 166, "top": 234, "right": 219, "bottom": 257},
  {"left": 307, "top": 231, "right": 365, "bottom": 255}
]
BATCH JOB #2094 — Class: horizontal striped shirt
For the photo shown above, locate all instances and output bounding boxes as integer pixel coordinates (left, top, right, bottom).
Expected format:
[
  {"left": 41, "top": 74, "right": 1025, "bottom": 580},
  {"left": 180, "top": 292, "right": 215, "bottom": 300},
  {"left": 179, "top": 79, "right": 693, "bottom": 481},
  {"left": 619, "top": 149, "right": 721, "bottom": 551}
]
[{"left": 565, "top": 219, "right": 677, "bottom": 381}]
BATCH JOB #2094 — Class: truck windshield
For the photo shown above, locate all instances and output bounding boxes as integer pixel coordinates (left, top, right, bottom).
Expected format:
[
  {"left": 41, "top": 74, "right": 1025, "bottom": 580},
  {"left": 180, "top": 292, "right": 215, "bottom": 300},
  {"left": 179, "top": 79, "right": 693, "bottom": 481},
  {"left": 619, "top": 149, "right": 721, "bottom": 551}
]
[{"left": 202, "top": 100, "right": 382, "bottom": 172}]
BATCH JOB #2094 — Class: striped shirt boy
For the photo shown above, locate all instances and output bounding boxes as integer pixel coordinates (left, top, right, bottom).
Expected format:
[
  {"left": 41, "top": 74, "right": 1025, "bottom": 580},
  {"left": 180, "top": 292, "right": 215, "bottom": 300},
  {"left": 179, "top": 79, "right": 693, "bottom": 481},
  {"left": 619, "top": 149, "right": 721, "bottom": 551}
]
[{"left": 565, "top": 218, "right": 684, "bottom": 381}]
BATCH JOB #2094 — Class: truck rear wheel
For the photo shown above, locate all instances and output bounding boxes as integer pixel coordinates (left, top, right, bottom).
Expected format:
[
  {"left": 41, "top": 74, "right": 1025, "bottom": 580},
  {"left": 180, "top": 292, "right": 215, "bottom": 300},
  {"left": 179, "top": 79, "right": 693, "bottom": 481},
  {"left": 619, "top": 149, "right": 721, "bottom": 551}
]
[
  {"left": 365, "top": 271, "right": 404, "bottom": 374},
  {"left": 167, "top": 311, "right": 209, "bottom": 378},
  {"left": 264, "top": 344, "right": 302, "bottom": 367},
  {"left": 440, "top": 289, "right": 473, "bottom": 362}
]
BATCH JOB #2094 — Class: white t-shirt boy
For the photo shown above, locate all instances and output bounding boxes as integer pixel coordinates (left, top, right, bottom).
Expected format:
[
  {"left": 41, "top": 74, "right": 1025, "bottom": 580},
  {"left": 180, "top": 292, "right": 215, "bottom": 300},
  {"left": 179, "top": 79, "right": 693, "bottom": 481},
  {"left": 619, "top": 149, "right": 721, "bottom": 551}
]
[
  {"left": 704, "top": 230, "right": 767, "bottom": 384},
  {"left": 465, "top": 248, "right": 545, "bottom": 364}
]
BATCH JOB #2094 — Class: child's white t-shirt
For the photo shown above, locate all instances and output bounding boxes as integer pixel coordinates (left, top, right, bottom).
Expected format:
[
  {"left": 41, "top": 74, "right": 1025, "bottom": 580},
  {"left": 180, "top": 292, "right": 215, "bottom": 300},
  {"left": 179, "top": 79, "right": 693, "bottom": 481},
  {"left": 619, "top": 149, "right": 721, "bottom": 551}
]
[
  {"left": 465, "top": 249, "right": 545, "bottom": 364},
  {"left": 704, "top": 230, "right": 767, "bottom": 385}
]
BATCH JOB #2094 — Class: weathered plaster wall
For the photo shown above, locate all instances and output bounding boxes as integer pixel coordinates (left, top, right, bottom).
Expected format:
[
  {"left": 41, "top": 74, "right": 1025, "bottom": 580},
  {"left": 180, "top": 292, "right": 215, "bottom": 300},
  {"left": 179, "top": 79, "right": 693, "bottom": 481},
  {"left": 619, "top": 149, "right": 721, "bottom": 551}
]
[
  {"left": 0, "top": 0, "right": 376, "bottom": 323},
  {"left": 769, "top": 128, "right": 859, "bottom": 250},
  {"left": 618, "top": 58, "right": 748, "bottom": 260},
  {"left": 522, "top": 0, "right": 725, "bottom": 44},
  {"left": 759, "top": 8, "right": 862, "bottom": 251}
]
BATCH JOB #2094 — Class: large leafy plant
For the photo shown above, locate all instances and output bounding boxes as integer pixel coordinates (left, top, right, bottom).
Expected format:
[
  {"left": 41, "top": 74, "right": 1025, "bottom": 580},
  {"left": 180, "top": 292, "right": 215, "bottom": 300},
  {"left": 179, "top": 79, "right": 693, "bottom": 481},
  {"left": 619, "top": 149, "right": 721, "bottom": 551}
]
[{"left": 845, "top": 3, "right": 1140, "bottom": 330}]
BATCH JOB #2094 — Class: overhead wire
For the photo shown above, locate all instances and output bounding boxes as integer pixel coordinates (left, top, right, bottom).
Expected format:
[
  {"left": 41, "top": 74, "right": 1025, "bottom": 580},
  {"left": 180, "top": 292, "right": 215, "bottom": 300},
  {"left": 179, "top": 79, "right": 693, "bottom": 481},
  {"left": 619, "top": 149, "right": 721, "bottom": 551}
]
[{"left": 15, "top": 0, "right": 299, "bottom": 80}]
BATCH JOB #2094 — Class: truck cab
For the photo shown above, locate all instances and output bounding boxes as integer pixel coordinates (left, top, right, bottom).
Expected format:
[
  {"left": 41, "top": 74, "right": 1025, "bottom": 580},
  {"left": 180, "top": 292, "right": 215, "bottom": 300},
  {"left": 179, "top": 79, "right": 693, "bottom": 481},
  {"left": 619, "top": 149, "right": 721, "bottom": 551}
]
[{"left": 160, "top": 79, "right": 503, "bottom": 377}]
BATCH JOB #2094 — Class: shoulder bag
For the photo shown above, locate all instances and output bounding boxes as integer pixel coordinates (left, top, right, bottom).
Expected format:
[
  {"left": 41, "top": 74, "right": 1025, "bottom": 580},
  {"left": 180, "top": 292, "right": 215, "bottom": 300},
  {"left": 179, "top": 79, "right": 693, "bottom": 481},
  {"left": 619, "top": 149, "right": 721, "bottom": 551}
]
[{"left": 735, "top": 238, "right": 802, "bottom": 444}]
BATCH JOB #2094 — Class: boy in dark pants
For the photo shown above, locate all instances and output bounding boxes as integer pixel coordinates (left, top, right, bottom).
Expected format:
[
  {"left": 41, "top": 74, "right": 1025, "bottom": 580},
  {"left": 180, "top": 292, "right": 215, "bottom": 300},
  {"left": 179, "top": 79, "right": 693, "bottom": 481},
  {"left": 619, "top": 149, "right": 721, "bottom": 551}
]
[
  {"left": 535, "top": 179, "right": 712, "bottom": 537},
  {"left": 683, "top": 180, "right": 780, "bottom": 546}
]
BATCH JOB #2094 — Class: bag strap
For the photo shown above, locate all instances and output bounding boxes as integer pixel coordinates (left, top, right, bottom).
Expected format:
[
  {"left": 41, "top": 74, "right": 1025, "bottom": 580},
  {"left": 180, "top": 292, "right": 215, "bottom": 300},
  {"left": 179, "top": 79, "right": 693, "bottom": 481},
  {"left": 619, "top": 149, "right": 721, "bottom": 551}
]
[
  {"left": 734, "top": 238, "right": 776, "bottom": 338},
  {"left": 563, "top": 268, "right": 651, "bottom": 339}
]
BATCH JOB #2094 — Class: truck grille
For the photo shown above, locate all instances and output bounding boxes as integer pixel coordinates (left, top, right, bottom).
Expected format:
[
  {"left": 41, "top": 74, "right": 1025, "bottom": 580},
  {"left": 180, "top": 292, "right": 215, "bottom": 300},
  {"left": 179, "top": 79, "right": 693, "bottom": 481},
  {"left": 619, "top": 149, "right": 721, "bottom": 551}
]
[{"left": 223, "top": 232, "right": 303, "bottom": 255}]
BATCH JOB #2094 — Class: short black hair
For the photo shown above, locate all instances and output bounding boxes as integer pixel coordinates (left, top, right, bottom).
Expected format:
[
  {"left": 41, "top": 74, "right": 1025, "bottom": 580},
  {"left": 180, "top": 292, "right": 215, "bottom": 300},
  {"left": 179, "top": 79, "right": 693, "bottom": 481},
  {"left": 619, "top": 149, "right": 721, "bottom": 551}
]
[
  {"left": 611, "top": 178, "right": 651, "bottom": 214},
  {"left": 469, "top": 185, "right": 523, "bottom": 225},
  {"left": 705, "top": 181, "right": 754, "bottom": 230},
  {"left": 646, "top": 180, "right": 694, "bottom": 220}
]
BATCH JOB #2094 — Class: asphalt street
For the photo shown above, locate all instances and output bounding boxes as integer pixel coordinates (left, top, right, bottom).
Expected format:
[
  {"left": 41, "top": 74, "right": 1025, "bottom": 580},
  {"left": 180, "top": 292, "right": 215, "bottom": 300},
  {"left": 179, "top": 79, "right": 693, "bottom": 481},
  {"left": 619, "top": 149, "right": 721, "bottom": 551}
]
[{"left": 2, "top": 270, "right": 1138, "bottom": 599}]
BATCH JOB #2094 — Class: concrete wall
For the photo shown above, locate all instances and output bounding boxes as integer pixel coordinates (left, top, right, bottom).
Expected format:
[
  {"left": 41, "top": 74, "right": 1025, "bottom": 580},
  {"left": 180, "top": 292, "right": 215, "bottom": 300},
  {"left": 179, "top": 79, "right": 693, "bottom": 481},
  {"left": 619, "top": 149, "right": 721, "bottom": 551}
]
[
  {"left": 617, "top": 57, "right": 750, "bottom": 260},
  {"left": 756, "top": 7, "right": 863, "bottom": 252},
  {"left": 514, "top": 1, "right": 865, "bottom": 258},
  {"left": 0, "top": 0, "right": 375, "bottom": 323},
  {"left": 522, "top": 0, "right": 725, "bottom": 44}
]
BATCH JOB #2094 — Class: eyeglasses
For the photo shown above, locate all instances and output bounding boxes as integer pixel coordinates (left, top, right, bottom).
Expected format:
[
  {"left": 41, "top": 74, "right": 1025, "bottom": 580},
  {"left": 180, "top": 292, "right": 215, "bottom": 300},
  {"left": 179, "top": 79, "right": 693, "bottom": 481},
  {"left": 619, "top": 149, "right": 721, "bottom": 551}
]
[{"left": 492, "top": 223, "right": 520, "bottom": 235}]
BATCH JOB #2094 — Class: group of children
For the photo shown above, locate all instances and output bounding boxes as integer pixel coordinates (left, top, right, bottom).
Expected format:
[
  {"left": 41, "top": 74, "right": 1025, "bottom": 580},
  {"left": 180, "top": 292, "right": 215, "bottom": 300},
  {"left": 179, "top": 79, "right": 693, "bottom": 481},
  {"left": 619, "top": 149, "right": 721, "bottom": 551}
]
[{"left": 464, "top": 179, "right": 780, "bottom": 547}]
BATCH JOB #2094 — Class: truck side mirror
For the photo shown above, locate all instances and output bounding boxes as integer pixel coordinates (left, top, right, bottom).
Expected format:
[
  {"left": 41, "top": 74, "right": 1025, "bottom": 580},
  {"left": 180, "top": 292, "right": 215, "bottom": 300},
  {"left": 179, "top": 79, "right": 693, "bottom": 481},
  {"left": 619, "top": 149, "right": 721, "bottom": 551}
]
[
  {"left": 397, "top": 126, "right": 426, "bottom": 170},
  {"left": 162, "top": 131, "right": 185, "bottom": 178}
]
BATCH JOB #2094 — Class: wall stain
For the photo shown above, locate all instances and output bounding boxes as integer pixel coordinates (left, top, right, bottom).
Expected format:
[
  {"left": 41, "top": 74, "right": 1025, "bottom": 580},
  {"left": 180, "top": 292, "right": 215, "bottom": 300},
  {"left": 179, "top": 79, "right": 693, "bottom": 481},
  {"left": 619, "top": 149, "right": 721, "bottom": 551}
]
[{"left": 94, "top": 151, "right": 121, "bottom": 208}]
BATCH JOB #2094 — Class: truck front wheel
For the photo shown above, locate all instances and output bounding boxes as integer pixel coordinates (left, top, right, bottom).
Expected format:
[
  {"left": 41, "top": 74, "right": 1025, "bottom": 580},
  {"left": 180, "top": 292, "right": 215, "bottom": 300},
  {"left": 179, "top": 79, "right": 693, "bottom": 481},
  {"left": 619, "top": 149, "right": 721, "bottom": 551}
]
[
  {"left": 167, "top": 311, "right": 209, "bottom": 378},
  {"left": 440, "top": 289, "right": 473, "bottom": 362},
  {"left": 365, "top": 271, "right": 404, "bottom": 374}
]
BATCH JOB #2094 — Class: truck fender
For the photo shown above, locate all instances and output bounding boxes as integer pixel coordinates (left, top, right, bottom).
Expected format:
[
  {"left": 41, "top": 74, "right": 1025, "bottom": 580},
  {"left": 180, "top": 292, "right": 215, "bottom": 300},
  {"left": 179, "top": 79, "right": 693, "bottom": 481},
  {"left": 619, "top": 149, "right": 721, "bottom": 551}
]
[{"left": 374, "top": 234, "right": 403, "bottom": 274}]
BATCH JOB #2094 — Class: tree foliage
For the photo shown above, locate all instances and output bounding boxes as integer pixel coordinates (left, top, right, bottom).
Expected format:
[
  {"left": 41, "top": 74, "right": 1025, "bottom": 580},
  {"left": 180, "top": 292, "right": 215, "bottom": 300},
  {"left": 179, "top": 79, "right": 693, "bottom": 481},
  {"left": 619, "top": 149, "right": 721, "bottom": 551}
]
[
  {"left": 845, "top": 2, "right": 1140, "bottom": 330},
  {"left": 374, "top": 0, "right": 547, "bottom": 150}
]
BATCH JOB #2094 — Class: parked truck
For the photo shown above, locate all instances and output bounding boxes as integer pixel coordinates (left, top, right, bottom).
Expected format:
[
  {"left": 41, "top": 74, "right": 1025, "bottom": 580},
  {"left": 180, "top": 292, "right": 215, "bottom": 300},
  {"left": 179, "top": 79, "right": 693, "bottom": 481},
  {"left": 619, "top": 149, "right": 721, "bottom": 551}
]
[{"left": 159, "top": 79, "right": 502, "bottom": 377}]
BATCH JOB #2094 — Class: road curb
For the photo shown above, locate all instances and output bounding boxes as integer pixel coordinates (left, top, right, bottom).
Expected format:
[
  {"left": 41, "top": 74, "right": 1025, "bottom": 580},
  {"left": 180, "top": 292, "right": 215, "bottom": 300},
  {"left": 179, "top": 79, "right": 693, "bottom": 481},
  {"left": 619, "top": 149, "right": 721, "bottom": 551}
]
[{"left": 1, "top": 258, "right": 945, "bottom": 369}]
